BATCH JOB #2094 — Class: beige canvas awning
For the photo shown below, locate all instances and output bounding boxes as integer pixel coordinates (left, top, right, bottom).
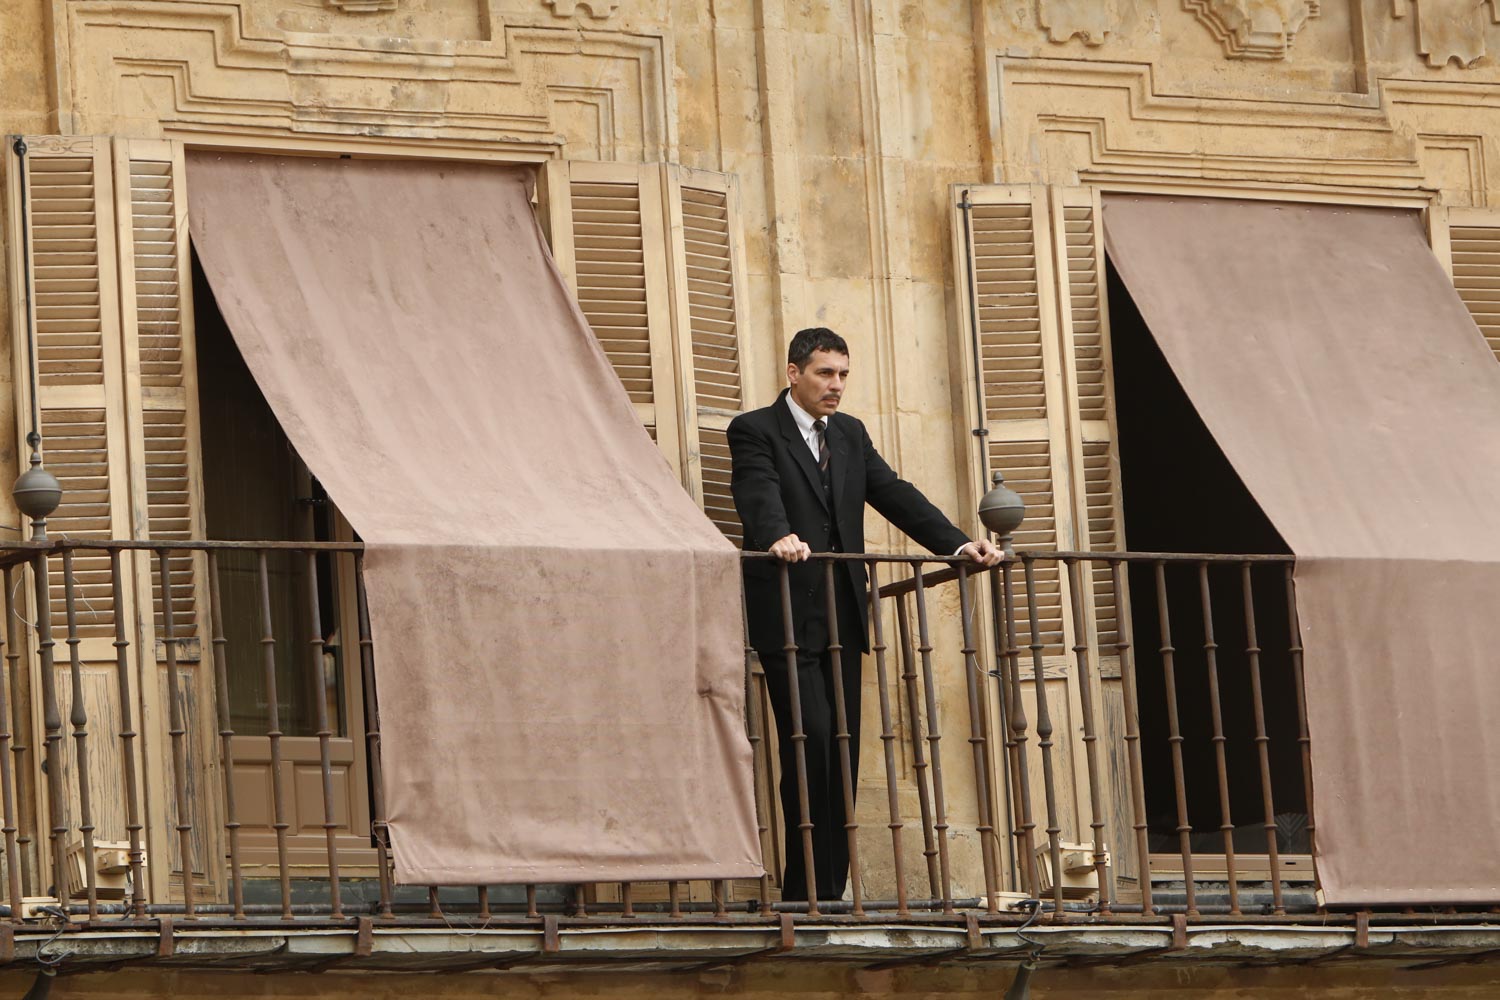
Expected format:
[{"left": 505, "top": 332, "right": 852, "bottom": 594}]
[
  {"left": 186, "top": 153, "right": 761, "bottom": 885},
  {"left": 1103, "top": 195, "right": 1500, "bottom": 905}
]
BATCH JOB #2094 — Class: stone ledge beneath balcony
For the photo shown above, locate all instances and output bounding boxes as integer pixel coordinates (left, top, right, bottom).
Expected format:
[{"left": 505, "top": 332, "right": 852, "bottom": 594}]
[{"left": 0, "top": 919, "right": 1494, "bottom": 975}]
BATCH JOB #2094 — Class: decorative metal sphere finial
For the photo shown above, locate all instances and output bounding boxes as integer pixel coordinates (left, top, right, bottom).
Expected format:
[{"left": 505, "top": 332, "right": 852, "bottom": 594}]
[
  {"left": 978, "top": 469, "right": 1025, "bottom": 556},
  {"left": 13, "top": 431, "right": 61, "bottom": 541}
]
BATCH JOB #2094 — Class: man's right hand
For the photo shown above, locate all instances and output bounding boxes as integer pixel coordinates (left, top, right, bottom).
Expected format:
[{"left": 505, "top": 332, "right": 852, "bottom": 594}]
[{"left": 769, "top": 533, "right": 812, "bottom": 562}]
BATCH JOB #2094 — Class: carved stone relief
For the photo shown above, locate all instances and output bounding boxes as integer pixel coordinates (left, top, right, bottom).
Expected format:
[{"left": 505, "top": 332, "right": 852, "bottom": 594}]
[
  {"left": 1184, "top": 0, "right": 1321, "bottom": 59},
  {"left": 1037, "top": 0, "right": 1119, "bottom": 46},
  {"left": 62, "top": 2, "right": 669, "bottom": 161},
  {"left": 545, "top": 0, "right": 621, "bottom": 18},
  {"left": 1393, "top": 0, "right": 1499, "bottom": 69}
]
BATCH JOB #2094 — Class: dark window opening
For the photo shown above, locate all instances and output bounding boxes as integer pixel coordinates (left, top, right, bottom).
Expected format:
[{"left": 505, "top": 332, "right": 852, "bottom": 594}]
[{"left": 1107, "top": 257, "right": 1310, "bottom": 860}]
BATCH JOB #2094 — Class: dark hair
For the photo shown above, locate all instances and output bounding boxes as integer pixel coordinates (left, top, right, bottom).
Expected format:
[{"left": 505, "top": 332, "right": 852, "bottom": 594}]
[{"left": 787, "top": 327, "right": 849, "bottom": 370}]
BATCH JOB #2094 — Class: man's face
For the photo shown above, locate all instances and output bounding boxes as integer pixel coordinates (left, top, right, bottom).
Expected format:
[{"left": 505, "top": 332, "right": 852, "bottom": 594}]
[{"left": 787, "top": 349, "right": 849, "bottom": 418}]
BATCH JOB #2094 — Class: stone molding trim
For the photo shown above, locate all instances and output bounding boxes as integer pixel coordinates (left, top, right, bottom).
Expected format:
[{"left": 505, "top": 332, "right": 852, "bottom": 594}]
[
  {"left": 324, "top": 0, "right": 398, "bottom": 12},
  {"left": 1183, "top": 0, "right": 1320, "bottom": 60},
  {"left": 1037, "top": 0, "right": 1119, "bottom": 46},
  {"left": 545, "top": 0, "right": 621, "bottom": 19},
  {"left": 990, "top": 59, "right": 1490, "bottom": 208},
  {"left": 58, "top": 1, "right": 672, "bottom": 160},
  {"left": 1393, "top": 0, "right": 1500, "bottom": 70}
]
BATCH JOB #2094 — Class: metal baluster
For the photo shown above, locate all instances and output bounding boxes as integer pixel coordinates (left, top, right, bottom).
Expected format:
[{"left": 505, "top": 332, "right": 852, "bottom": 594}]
[
  {"left": 911, "top": 564, "right": 953, "bottom": 913},
  {"left": 895, "top": 593, "right": 940, "bottom": 900},
  {"left": 621, "top": 882, "right": 634, "bottom": 919},
  {"left": 1198, "top": 563, "right": 1238, "bottom": 915},
  {"left": 756, "top": 671, "right": 781, "bottom": 899},
  {"left": 667, "top": 881, "right": 681, "bottom": 919},
  {"left": 1111, "top": 559, "right": 1152, "bottom": 915},
  {"left": 478, "top": 885, "right": 491, "bottom": 920},
  {"left": 998, "top": 557, "right": 1038, "bottom": 896},
  {"left": 158, "top": 550, "right": 195, "bottom": 916},
  {"left": 777, "top": 561, "right": 818, "bottom": 911},
  {"left": 1284, "top": 565, "right": 1316, "bottom": 863},
  {"left": 1022, "top": 557, "right": 1064, "bottom": 916},
  {"left": 956, "top": 564, "right": 999, "bottom": 913},
  {"left": 1153, "top": 560, "right": 1195, "bottom": 916},
  {"left": 62, "top": 550, "right": 98, "bottom": 918},
  {"left": 741, "top": 585, "right": 772, "bottom": 912},
  {"left": 1065, "top": 558, "right": 1110, "bottom": 915},
  {"left": 866, "top": 561, "right": 909, "bottom": 916},
  {"left": 32, "top": 552, "right": 68, "bottom": 909},
  {"left": 823, "top": 561, "right": 862, "bottom": 915},
  {"left": 107, "top": 553, "right": 146, "bottom": 917},
  {"left": 206, "top": 552, "right": 244, "bottom": 918},
  {"left": 354, "top": 555, "right": 393, "bottom": 918},
  {"left": 304, "top": 552, "right": 342, "bottom": 918},
  {"left": 3, "top": 566, "right": 34, "bottom": 897},
  {"left": 0, "top": 566, "right": 23, "bottom": 915},
  {"left": 257, "top": 552, "right": 292, "bottom": 919},
  {"left": 1241, "top": 562, "right": 1284, "bottom": 915}
]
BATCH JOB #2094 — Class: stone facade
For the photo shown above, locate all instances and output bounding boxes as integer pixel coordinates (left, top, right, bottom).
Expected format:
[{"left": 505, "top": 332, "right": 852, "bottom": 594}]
[{"left": 3, "top": 1, "right": 1500, "bottom": 994}]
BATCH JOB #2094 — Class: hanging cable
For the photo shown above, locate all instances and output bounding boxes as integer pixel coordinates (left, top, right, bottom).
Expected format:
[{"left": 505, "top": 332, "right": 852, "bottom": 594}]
[{"left": 11, "top": 138, "right": 41, "bottom": 449}]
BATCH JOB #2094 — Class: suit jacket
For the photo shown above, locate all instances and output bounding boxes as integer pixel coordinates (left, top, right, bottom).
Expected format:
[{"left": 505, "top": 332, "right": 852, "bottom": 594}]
[{"left": 728, "top": 389, "right": 971, "bottom": 656}]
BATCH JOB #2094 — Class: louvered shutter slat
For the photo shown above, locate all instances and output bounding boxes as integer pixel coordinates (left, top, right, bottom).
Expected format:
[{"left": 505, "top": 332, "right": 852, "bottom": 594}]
[{"left": 1450, "top": 220, "right": 1500, "bottom": 362}]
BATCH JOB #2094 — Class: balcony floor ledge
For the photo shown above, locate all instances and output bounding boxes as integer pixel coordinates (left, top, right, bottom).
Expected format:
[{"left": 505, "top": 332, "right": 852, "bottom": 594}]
[{"left": 0, "top": 921, "right": 1495, "bottom": 973}]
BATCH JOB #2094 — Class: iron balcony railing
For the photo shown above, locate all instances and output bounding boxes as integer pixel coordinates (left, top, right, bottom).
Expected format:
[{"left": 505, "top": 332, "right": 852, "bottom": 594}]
[{"left": 0, "top": 539, "right": 1362, "bottom": 927}]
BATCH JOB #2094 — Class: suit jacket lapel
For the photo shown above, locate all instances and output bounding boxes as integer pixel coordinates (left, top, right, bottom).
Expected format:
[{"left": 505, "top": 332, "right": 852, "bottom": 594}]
[
  {"left": 774, "top": 390, "right": 830, "bottom": 512},
  {"left": 827, "top": 416, "right": 850, "bottom": 514}
]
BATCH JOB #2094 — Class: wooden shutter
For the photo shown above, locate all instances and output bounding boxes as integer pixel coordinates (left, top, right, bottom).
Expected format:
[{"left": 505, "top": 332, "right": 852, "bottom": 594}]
[
  {"left": 665, "top": 167, "right": 748, "bottom": 544},
  {"left": 5, "top": 136, "right": 133, "bottom": 640},
  {"left": 1444, "top": 208, "right": 1500, "bottom": 362},
  {"left": 545, "top": 161, "right": 683, "bottom": 472},
  {"left": 1049, "top": 187, "right": 1125, "bottom": 650},
  {"left": 546, "top": 162, "right": 751, "bottom": 543},
  {"left": 952, "top": 185, "right": 1073, "bottom": 653},
  {"left": 114, "top": 139, "right": 207, "bottom": 657}
]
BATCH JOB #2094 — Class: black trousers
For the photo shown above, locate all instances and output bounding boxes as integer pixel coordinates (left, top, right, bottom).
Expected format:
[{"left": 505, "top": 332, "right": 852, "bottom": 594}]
[{"left": 757, "top": 643, "right": 863, "bottom": 902}]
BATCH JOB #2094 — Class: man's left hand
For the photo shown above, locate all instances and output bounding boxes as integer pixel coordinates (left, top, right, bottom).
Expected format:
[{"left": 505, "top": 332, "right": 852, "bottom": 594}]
[{"left": 958, "top": 539, "right": 1005, "bottom": 567}]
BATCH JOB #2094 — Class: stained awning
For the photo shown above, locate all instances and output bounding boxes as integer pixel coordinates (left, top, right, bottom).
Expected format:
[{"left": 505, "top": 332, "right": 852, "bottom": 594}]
[
  {"left": 1103, "top": 195, "right": 1500, "bottom": 905},
  {"left": 186, "top": 153, "right": 761, "bottom": 884}
]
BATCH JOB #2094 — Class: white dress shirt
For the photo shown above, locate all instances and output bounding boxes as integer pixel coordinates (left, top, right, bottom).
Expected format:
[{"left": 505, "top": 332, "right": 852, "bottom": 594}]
[{"left": 785, "top": 392, "right": 825, "bottom": 462}]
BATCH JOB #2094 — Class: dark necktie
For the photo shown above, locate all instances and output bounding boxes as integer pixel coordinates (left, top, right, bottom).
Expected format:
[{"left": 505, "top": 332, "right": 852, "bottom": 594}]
[{"left": 812, "top": 419, "right": 829, "bottom": 471}]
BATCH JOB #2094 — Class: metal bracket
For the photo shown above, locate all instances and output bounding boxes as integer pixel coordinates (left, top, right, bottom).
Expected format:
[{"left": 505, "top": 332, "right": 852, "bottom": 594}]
[
  {"left": 541, "top": 914, "right": 560, "bottom": 954},
  {"left": 1354, "top": 911, "right": 1370, "bottom": 950},
  {"left": 156, "top": 916, "right": 174, "bottom": 958},
  {"left": 354, "top": 916, "right": 373, "bottom": 957},
  {"left": 1170, "top": 913, "right": 1188, "bottom": 951}
]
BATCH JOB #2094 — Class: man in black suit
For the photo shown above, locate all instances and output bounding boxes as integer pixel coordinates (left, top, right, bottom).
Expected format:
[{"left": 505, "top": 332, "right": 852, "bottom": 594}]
[{"left": 728, "top": 327, "right": 1002, "bottom": 902}]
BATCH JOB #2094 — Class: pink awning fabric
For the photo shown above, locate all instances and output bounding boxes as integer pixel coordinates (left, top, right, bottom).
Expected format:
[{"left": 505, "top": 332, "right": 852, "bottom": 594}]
[
  {"left": 1103, "top": 195, "right": 1500, "bottom": 905},
  {"left": 187, "top": 153, "right": 761, "bottom": 885}
]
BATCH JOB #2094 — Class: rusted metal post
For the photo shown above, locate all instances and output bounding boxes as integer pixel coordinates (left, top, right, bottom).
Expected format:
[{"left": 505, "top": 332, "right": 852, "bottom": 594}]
[
  {"left": 256, "top": 552, "right": 293, "bottom": 919},
  {"left": 911, "top": 564, "right": 954, "bottom": 913},
  {"left": 303, "top": 552, "right": 342, "bottom": 918},
  {"left": 895, "top": 592, "right": 940, "bottom": 900},
  {"left": 1153, "top": 560, "right": 1196, "bottom": 916},
  {"left": 0, "top": 565, "right": 22, "bottom": 915},
  {"left": 1022, "top": 557, "right": 1065, "bottom": 916},
  {"left": 740, "top": 584, "right": 772, "bottom": 912},
  {"left": 822, "top": 560, "right": 863, "bottom": 915},
  {"left": 62, "top": 549, "right": 99, "bottom": 918},
  {"left": 107, "top": 552, "right": 146, "bottom": 916},
  {"left": 866, "top": 561, "right": 909, "bottom": 916},
  {"left": 1284, "top": 565, "right": 1316, "bottom": 863},
  {"left": 32, "top": 551, "right": 69, "bottom": 910},
  {"left": 1198, "top": 563, "right": 1239, "bottom": 915},
  {"left": 956, "top": 564, "right": 1000, "bottom": 913},
  {"left": 206, "top": 551, "right": 244, "bottom": 918},
  {"left": 3, "top": 566, "right": 35, "bottom": 898},
  {"left": 999, "top": 556, "right": 1038, "bottom": 897},
  {"left": 157, "top": 549, "right": 196, "bottom": 917},
  {"left": 1242, "top": 562, "right": 1284, "bottom": 915},
  {"left": 354, "top": 555, "right": 393, "bottom": 918},
  {"left": 777, "top": 561, "right": 818, "bottom": 911},
  {"left": 1065, "top": 558, "right": 1110, "bottom": 915},
  {"left": 1111, "top": 559, "right": 1153, "bottom": 915}
]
